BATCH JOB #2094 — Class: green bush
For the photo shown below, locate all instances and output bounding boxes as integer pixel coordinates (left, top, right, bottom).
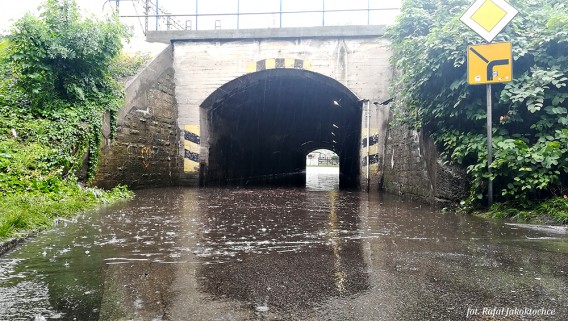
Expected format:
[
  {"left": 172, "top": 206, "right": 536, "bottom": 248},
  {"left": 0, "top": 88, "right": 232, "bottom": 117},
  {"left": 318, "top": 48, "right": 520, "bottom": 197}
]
[
  {"left": 2, "top": 0, "right": 127, "bottom": 180},
  {"left": 387, "top": 0, "right": 568, "bottom": 209},
  {"left": 0, "top": 185, "right": 132, "bottom": 239},
  {"left": 109, "top": 51, "right": 151, "bottom": 79},
  {"left": 0, "top": 1, "right": 134, "bottom": 241}
]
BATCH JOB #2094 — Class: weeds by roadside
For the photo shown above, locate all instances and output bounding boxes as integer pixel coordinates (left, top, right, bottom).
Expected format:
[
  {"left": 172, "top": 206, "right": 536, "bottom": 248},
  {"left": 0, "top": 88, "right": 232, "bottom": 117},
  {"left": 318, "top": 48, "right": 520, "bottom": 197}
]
[
  {"left": 0, "top": 0, "right": 141, "bottom": 243},
  {"left": 0, "top": 185, "right": 132, "bottom": 241},
  {"left": 478, "top": 197, "right": 568, "bottom": 225}
]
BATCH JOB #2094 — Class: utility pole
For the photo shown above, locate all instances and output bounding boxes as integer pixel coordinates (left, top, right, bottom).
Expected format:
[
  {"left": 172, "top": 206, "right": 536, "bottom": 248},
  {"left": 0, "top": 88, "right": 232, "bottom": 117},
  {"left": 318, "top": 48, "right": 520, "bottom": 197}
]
[
  {"left": 155, "top": 0, "right": 159, "bottom": 31},
  {"left": 195, "top": 0, "right": 199, "bottom": 31},
  {"left": 144, "top": 0, "right": 150, "bottom": 35},
  {"left": 322, "top": 0, "right": 325, "bottom": 26},
  {"left": 367, "top": 0, "right": 370, "bottom": 25}
]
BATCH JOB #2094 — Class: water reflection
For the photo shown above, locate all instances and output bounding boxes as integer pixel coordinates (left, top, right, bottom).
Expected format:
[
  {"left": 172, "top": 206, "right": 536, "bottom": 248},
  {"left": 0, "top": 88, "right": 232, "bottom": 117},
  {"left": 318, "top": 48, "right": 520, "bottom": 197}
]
[
  {"left": 193, "top": 188, "right": 369, "bottom": 315},
  {"left": 305, "top": 166, "right": 339, "bottom": 191},
  {"left": 0, "top": 188, "right": 567, "bottom": 320}
]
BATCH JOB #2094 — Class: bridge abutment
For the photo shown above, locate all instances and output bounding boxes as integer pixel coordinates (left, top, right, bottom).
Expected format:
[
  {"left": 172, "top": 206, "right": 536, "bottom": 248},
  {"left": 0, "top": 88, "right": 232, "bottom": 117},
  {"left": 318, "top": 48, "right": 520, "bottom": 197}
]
[
  {"left": 94, "top": 26, "right": 466, "bottom": 201},
  {"left": 94, "top": 45, "right": 182, "bottom": 189},
  {"left": 172, "top": 26, "right": 392, "bottom": 189},
  {"left": 381, "top": 124, "right": 469, "bottom": 202}
]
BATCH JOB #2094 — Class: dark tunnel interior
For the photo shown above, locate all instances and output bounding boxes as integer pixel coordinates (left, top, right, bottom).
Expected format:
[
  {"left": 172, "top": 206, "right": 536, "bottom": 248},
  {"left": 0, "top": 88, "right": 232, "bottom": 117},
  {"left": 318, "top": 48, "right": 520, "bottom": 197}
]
[{"left": 200, "top": 69, "right": 362, "bottom": 188}]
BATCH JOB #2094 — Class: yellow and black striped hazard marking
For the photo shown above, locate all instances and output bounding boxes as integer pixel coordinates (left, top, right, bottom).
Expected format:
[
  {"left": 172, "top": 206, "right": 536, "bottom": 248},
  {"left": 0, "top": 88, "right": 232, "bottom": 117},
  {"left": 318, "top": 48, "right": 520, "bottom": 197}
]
[
  {"left": 246, "top": 58, "right": 312, "bottom": 73},
  {"left": 184, "top": 124, "right": 200, "bottom": 173},
  {"left": 361, "top": 130, "right": 380, "bottom": 166}
]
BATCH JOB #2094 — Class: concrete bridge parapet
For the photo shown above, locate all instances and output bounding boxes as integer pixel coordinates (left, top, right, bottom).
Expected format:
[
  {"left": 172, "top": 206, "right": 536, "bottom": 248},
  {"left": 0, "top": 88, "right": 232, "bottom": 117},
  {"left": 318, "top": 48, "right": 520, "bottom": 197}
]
[{"left": 146, "top": 25, "right": 387, "bottom": 44}]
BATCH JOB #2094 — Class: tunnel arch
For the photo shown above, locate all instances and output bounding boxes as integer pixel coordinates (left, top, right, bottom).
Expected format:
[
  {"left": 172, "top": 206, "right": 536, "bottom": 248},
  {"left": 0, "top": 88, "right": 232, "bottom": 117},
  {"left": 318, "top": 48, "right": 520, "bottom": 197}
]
[{"left": 200, "top": 68, "right": 362, "bottom": 188}]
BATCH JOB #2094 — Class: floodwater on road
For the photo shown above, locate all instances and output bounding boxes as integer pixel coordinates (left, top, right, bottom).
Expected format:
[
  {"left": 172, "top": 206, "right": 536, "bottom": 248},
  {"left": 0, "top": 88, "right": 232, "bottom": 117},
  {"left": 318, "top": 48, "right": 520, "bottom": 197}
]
[{"left": 1, "top": 168, "right": 567, "bottom": 320}]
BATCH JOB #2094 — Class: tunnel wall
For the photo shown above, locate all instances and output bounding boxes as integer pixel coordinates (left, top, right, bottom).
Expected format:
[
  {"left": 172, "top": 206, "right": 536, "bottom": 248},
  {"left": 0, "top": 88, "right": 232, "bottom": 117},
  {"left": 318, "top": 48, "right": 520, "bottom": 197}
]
[
  {"left": 381, "top": 124, "right": 468, "bottom": 203},
  {"left": 94, "top": 45, "right": 182, "bottom": 189},
  {"left": 173, "top": 33, "right": 393, "bottom": 187},
  {"left": 362, "top": 102, "right": 390, "bottom": 191},
  {"left": 92, "top": 28, "right": 468, "bottom": 198}
]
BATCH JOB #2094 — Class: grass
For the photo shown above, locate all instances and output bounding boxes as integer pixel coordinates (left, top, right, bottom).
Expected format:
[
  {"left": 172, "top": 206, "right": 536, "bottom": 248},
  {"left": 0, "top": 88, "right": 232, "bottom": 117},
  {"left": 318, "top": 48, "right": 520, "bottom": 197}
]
[
  {"left": 0, "top": 43, "right": 143, "bottom": 243},
  {"left": 481, "top": 197, "right": 568, "bottom": 225},
  {"left": 0, "top": 185, "right": 132, "bottom": 241},
  {"left": 0, "top": 134, "right": 133, "bottom": 242}
]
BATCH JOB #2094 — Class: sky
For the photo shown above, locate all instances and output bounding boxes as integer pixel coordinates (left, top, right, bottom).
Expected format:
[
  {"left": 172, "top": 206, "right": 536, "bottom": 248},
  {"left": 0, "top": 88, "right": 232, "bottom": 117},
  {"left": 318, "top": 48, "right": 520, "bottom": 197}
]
[
  {"left": 0, "top": 0, "right": 401, "bottom": 52},
  {"left": 0, "top": 0, "right": 103, "bottom": 33}
]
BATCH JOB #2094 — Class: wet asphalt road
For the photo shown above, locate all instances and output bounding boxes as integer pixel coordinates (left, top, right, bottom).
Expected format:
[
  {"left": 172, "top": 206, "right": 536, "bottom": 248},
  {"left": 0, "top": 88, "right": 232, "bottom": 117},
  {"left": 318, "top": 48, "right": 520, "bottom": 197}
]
[{"left": 0, "top": 167, "right": 567, "bottom": 320}]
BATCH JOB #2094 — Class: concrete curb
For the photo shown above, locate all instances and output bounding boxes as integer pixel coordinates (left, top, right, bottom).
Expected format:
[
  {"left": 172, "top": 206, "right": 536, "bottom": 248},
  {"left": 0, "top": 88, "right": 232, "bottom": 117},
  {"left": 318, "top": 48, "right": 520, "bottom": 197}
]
[
  {"left": 0, "top": 237, "right": 26, "bottom": 256},
  {"left": 0, "top": 233, "right": 36, "bottom": 256}
]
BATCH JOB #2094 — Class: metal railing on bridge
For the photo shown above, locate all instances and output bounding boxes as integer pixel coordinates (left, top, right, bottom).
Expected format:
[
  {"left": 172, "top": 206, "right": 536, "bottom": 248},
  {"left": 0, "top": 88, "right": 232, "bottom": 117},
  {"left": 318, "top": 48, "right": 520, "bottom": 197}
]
[{"left": 110, "top": 0, "right": 401, "bottom": 35}]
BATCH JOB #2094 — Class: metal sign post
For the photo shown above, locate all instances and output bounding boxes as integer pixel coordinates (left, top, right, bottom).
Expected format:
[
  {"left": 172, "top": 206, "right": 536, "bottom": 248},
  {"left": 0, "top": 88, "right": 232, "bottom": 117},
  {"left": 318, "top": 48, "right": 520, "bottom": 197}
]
[
  {"left": 461, "top": 0, "right": 518, "bottom": 207},
  {"left": 467, "top": 42, "right": 513, "bottom": 207},
  {"left": 467, "top": 41, "right": 512, "bottom": 206},
  {"left": 486, "top": 84, "right": 493, "bottom": 205},
  {"left": 366, "top": 100, "right": 371, "bottom": 193}
]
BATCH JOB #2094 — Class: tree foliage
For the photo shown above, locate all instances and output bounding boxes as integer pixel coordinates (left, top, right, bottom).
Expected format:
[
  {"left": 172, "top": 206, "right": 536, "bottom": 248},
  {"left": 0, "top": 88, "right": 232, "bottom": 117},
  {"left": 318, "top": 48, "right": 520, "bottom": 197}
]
[
  {"left": 1, "top": 0, "right": 127, "bottom": 181},
  {"left": 0, "top": 0, "right": 134, "bottom": 240},
  {"left": 387, "top": 0, "right": 568, "bottom": 206}
]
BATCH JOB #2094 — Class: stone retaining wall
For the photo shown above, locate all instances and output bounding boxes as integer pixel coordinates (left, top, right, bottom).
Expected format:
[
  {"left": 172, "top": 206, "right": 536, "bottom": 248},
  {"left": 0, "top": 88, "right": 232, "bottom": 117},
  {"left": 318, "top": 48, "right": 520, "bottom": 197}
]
[
  {"left": 94, "top": 45, "right": 181, "bottom": 189},
  {"left": 381, "top": 124, "right": 468, "bottom": 203}
]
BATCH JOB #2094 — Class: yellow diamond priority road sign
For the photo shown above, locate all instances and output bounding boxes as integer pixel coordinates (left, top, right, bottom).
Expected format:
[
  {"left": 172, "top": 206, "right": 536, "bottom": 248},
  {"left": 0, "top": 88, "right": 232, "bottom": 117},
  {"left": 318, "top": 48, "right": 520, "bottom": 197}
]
[
  {"left": 468, "top": 42, "right": 512, "bottom": 85},
  {"left": 460, "top": 0, "right": 518, "bottom": 42}
]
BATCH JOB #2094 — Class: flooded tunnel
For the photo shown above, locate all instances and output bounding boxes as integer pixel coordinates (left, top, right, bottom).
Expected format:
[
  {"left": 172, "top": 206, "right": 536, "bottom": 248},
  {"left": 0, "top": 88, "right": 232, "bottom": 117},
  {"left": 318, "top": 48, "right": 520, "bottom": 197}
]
[{"left": 200, "top": 69, "right": 362, "bottom": 188}]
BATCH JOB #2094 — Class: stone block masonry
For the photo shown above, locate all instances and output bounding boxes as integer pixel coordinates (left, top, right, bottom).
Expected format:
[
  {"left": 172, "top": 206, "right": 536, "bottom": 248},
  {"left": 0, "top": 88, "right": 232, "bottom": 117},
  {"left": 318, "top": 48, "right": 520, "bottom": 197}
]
[
  {"left": 92, "top": 26, "right": 469, "bottom": 197},
  {"left": 172, "top": 27, "right": 393, "bottom": 188},
  {"left": 94, "top": 45, "right": 182, "bottom": 189},
  {"left": 381, "top": 124, "right": 468, "bottom": 203}
]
